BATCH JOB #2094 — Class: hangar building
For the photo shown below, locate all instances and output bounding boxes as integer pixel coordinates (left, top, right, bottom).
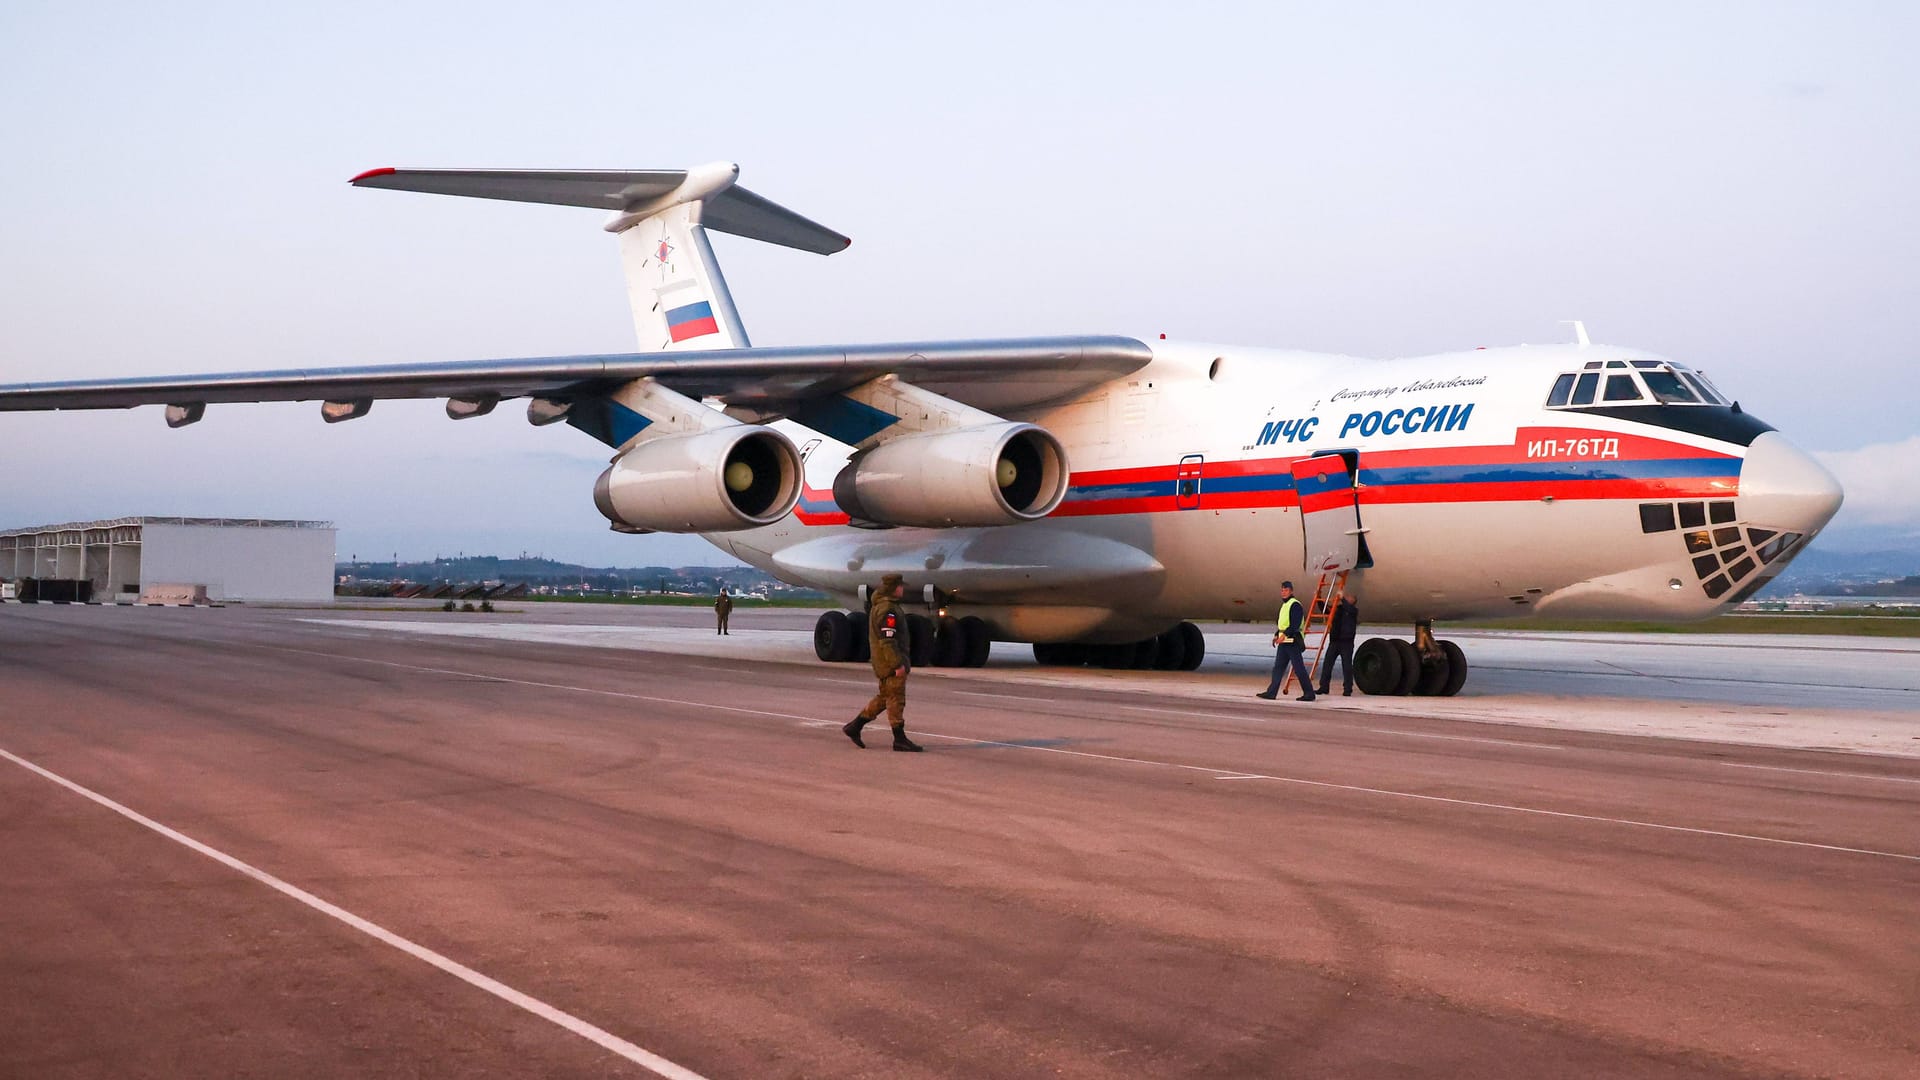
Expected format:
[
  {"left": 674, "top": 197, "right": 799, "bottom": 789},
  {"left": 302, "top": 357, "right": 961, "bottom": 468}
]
[{"left": 0, "top": 517, "right": 336, "bottom": 603}]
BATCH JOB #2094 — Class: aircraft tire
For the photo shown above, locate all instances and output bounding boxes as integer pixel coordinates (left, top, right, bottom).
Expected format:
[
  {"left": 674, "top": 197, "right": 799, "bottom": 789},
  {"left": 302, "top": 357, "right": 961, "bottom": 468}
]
[
  {"left": 1413, "top": 651, "right": 1451, "bottom": 696},
  {"left": 907, "top": 614, "right": 936, "bottom": 668},
  {"left": 847, "top": 613, "right": 871, "bottom": 663},
  {"left": 1032, "top": 642, "right": 1064, "bottom": 665},
  {"left": 1438, "top": 640, "right": 1469, "bottom": 696},
  {"left": 1177, "top": 622, "right": 1206, "bottom": 670},
  {"left": 1152, "top": 627, "right": 1187, "bottom": 670},
  {"left": 1094, "top": 643, "right": 1134, "bottom": 669},
  {"left": 1389, "top": 639, "right": 1421, "bottom": 695},
  {"left": 1353, "top": 638, "right": 1400, "bottom": 695},
  {"left": 932, "top": 617, "right": 968, "bottom": 667},
  {"left": 960, "top": 616, "right": 992, "bottom": 667},
  {"left": 813, "top": 610, "right": 854, "bottom": 662},
  {"left": 1130, "top": 637, "right": 1161, "bottom": 670}
]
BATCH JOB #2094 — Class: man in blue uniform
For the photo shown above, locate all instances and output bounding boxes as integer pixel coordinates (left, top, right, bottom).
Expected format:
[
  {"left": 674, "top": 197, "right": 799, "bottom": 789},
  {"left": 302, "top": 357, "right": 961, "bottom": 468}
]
[{"left": 1257, "top": 581, "right": 1316, "bottom": 702}]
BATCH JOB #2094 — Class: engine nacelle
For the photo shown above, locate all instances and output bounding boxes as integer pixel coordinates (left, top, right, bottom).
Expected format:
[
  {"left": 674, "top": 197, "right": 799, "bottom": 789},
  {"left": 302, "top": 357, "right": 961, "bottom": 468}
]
[
  {"left": 593, "top": 426, "right": 802, "bottom": 533},
  {"left": 832, "top": 422, "right": 1069, "bottom": 527}
]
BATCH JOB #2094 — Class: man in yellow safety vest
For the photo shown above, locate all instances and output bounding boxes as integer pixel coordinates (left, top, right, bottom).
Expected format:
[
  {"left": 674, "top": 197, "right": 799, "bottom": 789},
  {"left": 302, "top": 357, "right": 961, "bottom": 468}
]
[{"left": 1256, "top": 580, "right": 1317, "bottom": 702}]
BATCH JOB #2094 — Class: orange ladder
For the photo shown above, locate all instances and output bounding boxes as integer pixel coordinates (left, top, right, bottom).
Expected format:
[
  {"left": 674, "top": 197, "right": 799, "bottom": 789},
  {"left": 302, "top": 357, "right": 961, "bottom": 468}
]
[{"left": 1282, "top": 568, "right": 1350, "bottom": 695}]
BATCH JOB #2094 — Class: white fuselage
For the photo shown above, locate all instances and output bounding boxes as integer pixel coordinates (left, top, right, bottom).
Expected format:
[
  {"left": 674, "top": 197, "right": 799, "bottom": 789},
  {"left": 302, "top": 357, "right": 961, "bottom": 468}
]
[{"left": 709, "top": 341, "right": 1840, "bottom": 643}]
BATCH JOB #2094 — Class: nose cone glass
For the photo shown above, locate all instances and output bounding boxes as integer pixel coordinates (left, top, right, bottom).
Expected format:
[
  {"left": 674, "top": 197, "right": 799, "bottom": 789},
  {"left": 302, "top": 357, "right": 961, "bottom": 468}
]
[{"left": 1739, "top": 432, "right": 1844, "bottom": 537}]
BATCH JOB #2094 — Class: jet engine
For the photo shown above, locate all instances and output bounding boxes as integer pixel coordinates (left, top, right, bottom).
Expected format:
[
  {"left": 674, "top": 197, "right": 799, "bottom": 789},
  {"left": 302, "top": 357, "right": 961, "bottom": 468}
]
[
  {"left": 593, "top": 426, "right": 803, "bottom": 533},
  {"left": 832, "top": 422, "right": 1069, "bottom": 528}
]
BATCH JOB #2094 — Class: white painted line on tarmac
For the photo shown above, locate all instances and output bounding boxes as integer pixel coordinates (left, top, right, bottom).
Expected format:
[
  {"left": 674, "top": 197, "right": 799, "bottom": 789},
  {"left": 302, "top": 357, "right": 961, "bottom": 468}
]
[
  {"left": 917, "top": 736, "right": 1920, "bottom": 864},
  {"left": 1721, "top": 762, "right": 1920, "bottom": 785},
  {"left": 1369, "top": 729, "right": 1565, "bottom": 751},
  {"left": 1214, "top": 775, "right": 1270, "bottom": 781},
  {"left": 0, "top": 746, "right": 710, "bottom": 1080},
  {"left": 260, "top": 645, "right": 1920, "bottom": 865},
  {"left": 953, "top": 690, "right": 1040, "bottom": 703}
]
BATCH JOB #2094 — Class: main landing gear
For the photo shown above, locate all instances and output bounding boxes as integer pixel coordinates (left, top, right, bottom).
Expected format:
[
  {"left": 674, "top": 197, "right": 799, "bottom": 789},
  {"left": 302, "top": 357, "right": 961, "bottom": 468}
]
[
  {"left": 813, "top": 610, "right": 993, "bottom": 668},
  {"left": 1032, "top": 622, "right": 1207, "bottom": 672},
  {"left": 1352, "top": 620, "right": 1468, "bottom": 697}
]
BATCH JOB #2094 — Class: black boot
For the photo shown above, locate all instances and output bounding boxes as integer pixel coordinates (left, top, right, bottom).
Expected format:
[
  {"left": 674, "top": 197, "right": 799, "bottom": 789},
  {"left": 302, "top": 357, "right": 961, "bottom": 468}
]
[
  {"left": 843, "top": 715, "right": 871, "bottom": 748},
  {"left": 891, "top": 725, "right": 924, "bottom": 752}
]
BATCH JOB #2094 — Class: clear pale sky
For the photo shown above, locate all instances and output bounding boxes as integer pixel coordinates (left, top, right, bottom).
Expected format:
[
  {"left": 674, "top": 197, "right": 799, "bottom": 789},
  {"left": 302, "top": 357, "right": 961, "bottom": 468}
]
[{"left": 3, "top": 2, "right": 1915, "bottom": 564}]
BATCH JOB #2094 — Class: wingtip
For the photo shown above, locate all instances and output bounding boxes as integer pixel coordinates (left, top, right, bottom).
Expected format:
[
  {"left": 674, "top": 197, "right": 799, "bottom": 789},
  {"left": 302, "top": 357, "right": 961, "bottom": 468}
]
[{"left": 349, "top": 166, "right": 397, "bottom": 185}]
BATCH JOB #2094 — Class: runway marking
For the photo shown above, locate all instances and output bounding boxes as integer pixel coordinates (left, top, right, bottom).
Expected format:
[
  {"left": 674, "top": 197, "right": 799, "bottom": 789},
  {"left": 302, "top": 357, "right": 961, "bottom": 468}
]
[
  {"left": 1214, "top": 774, "right": 1270, "bottom": 781},
  {"left": 1722, "top": 762, "right": 1920, "bottom": 785},
  {"left": 260, "top": 645, "right": 1920, "bottom": 865},
  {"left": 1369, "top": 729, "right": 1565, "bottom": 751},
  {"left": 916, "top": 736, "right": 1920, "bottom": 864},
  {"left": 953, "top": 690, "right": 1041, "bottom": 703},
  {"left": 0, "top": 746, "right": 709, "bottom": 1080}
]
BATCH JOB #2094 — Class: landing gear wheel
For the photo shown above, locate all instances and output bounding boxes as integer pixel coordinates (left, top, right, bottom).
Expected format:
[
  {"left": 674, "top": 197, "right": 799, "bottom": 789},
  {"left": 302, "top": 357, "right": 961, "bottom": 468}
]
[
  {"left": 1152, "top": 627, "right": 1187, "bottom": 671},
  {"left": 1177, "top": 622, "right": 1206, "bottom": 670},
  {"left": 813, "top": 610, "right": 854, "bottom": 662},
  {"left": 1438, "top": 639, "right": 1468, "bottom": 696},
  {"left": 1128, "top": 637, "right": 1160, "bottom": 670},
  {"left": 1094, "top": 643, "right": 1135, "bottom": 669},
  {"left": 1034, "top": 642, "right": 1088, "bottom": 666},
  {"left": 932, "top": 617, "right": 968, "bottom": 667},
  {"left": 959, "top": 616, "right": 992, "bottom": 668},
  {"left": 847, "top": 613, "right": 870, "bottom": 663},
  {"left": 1389, "top": 639, "right": 1421, "bottom": 695},
  {"left": 1353, "top": 637, "right": 1401, "bottom": 696},
  {"left": 907, "top": 614, "right": 935, "bottom": 668},
  {"left": 1413, "top": 650, "right": 1451, "bottom": 696}
]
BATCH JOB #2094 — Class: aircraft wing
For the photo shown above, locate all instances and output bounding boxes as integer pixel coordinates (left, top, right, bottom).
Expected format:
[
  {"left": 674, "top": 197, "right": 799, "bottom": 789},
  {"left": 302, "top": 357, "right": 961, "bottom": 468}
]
[{"left": 0, "top": 336, "right": 1153, "bottom": 418}]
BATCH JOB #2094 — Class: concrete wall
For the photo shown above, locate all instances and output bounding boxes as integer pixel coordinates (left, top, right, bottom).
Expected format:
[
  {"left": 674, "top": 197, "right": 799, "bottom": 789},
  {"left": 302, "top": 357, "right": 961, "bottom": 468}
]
[{"left": 140, "top": 525, "right": 336, "bottom": 602}]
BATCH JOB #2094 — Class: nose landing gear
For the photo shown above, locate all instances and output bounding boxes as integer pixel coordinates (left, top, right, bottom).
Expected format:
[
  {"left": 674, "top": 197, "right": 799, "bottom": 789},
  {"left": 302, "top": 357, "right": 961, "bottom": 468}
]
[{"left": 1353, "top": 620, "right": 1467, "bottom": 696}]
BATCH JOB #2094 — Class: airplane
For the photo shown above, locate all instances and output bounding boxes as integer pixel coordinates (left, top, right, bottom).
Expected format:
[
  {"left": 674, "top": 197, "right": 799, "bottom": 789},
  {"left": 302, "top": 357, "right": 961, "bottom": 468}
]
[{"left": 0, "top": 162, "right": 1844, "bottom": 696}]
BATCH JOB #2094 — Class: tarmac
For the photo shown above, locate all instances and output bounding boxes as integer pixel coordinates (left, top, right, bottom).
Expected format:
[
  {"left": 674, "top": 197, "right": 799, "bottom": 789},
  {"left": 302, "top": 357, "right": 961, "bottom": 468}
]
[{"left": 2, "top": 601, "right": 1916, "bottom": 1078}]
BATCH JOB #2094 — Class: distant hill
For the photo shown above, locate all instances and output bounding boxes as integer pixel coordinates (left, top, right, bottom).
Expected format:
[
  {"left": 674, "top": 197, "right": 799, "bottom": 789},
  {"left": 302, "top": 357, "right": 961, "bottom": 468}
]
[
  {"left": 1758, "top": 542, "right": 1920, "bottom": 596},
  {"left": 336, "top": 555, "right": 822, "bottom": 598}
]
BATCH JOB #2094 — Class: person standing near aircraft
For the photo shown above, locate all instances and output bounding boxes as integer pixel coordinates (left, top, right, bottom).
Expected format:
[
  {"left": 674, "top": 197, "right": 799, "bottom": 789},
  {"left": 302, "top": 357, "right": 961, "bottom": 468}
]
[
  {"left": 714, "top": 588, "right": 733, "bottom": 635},
  {"left": 1257, "top": 581, "right": 1317, "bottom": 702},
  {"left": 1316, "top": 594, "right": 1359, "bottom": 697},
  {"left": 844, "top": 573, "right": 924, "bottom": 751}
]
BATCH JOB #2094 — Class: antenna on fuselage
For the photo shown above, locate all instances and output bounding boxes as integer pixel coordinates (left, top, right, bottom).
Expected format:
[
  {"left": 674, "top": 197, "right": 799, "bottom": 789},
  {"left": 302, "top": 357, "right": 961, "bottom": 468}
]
[{"left": 1561, "top": 320, "right": 1591, "bottom": 347}]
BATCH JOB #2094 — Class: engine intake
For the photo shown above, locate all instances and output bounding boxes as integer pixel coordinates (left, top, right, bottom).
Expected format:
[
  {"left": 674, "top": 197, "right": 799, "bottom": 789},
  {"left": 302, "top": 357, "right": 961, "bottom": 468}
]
[
  {"left": 833, "top": 422, "right": 1069, "bottom": 527},
  {"left": 594, "top": 426, "right": 802, "bottom": 533}
]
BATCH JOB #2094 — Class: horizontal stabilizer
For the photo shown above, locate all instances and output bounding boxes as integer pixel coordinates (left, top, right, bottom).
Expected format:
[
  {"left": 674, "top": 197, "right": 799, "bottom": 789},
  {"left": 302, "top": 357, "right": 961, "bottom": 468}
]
[{"left": 349, "top": 166, "right": 850, "bottom": 255}]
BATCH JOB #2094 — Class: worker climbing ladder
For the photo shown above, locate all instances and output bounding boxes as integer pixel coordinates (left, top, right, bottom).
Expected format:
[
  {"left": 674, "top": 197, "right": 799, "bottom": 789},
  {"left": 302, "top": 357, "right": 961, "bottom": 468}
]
[{"left": 1282, "top": 567, "right": 1350, "bottom": 695}]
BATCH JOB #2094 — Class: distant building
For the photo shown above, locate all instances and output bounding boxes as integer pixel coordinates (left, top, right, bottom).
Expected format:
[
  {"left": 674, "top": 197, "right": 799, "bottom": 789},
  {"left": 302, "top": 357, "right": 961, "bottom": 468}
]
[{"left": 0, "top": 517, "right": 335, "bottom": 603}]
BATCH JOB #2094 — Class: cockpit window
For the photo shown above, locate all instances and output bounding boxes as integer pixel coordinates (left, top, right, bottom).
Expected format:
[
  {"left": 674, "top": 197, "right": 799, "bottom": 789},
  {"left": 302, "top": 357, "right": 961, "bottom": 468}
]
[
  {"left": 1545, "top": 359, "right": 1729, "bottom": 409},
  {"left": 1641, "top": 370, "right": 1699, "bottom": 403},
  {"left": 1547, "top": 373, "right": 1576, "bottom": 407},
  {"left": 1603, "top": 374, "right": 1643, "bottom": 402},
  {"left": 1680, "top": 372, "right": 1726, "bottom": 405},
  {"left": 1571, "top": 372, "right": 1599, "bottom": 406}
]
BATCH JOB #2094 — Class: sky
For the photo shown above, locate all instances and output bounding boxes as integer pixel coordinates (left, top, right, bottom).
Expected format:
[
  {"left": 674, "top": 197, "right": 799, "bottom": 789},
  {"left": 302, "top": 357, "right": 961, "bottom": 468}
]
[{"left": 2, "top": 1, "right": 1916, "bottom": 565}]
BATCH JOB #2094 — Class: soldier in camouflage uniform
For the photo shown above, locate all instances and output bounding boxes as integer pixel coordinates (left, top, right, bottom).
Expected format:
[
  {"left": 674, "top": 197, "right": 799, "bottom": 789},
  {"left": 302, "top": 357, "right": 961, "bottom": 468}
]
[{"left": 842, "top": 573, "right": 924, "bottom": 752}]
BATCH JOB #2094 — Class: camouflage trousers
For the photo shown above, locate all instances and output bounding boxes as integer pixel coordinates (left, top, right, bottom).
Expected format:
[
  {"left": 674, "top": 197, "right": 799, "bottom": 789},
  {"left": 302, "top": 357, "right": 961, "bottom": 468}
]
[{"left": 860, "top": 672, "right": 907, "bottom": 728}]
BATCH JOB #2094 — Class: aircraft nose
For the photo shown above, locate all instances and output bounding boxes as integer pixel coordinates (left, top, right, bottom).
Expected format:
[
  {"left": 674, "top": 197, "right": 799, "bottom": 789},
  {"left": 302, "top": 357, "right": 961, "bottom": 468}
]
[{"left": 1739, "top": 432, "right": 1844, "bottom": 537}]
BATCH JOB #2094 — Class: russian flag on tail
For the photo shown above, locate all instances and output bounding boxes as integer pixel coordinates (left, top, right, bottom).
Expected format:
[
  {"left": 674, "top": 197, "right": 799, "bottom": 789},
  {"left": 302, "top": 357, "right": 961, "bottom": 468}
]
[{"left": 665, "top": 300, "right": 720, "bottom": 342}]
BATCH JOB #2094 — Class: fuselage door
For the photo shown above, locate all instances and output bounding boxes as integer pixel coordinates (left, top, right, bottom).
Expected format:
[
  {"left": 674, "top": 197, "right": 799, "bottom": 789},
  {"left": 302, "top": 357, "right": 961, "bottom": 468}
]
[
  {"left": 1175, "top": 454, "right": 1203, "bottom": 510},
  {"left": 1291, "top": 452, "right": 1362, "bottom": 571}
]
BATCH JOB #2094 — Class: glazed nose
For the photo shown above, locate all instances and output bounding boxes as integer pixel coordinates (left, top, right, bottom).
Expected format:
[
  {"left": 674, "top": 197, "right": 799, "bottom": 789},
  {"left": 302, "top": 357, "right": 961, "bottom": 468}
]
[{"left": 1738, "top": 432, "right": 1844, "bottom": 535}]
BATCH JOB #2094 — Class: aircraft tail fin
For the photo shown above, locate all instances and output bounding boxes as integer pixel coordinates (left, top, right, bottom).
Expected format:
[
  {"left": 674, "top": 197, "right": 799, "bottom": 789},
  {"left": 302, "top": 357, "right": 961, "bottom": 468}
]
[{"left": 350, "top": 163, "right": 849, "bottom": 352}]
